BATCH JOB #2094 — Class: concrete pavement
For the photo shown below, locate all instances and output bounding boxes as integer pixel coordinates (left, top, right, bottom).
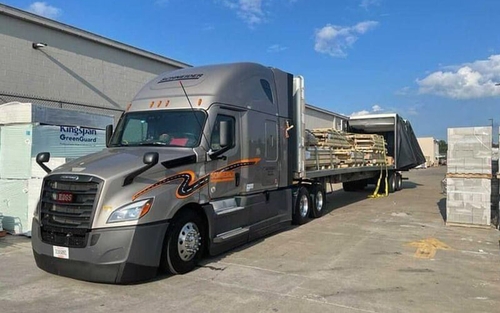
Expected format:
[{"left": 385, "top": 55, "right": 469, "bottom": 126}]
[{"left": 1, "top": 166, "right": 499, "bottom": 312}]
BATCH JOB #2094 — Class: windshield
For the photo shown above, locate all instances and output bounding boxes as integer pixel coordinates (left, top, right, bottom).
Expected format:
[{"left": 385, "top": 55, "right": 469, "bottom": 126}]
[{"left": 109, "top": 110, "right": 206, "bottom": 148}]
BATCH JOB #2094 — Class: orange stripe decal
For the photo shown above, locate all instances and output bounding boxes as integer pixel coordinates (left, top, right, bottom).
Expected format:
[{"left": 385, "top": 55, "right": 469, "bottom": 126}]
[{"left": 132, "top": 158, "right": 261, "bottom": 200}]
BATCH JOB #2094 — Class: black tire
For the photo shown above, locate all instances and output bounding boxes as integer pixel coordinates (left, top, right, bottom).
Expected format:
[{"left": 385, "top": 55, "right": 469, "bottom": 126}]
[
  {"left": 160, "top": 210, "right": 205, "bottom": 275},
  {"left": 293, "top": 187, "right": 311, "bottom": 225},
  {"left": 396, "top": 173, "right": 403, "bottom": 191},
  {"left": 388, "top": 173, "right": 396, "bottom": 193},
  {"left": 310, "top": 184, "right": 326, "bottom": 218}
]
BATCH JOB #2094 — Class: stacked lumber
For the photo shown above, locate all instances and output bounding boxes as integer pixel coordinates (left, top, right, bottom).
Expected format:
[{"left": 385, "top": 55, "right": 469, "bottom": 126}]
[
  {"left": 306, "top": 129, "right": 356, "bottom": 170},
  {"left": 309, "top": 128, "right": 352, "bottom": 149},
  {"left": 346, "top": 133, "right": 387, "bottom": 165},
  {"left": 305, "top": 129, "right": 389, "bottom": 170}
]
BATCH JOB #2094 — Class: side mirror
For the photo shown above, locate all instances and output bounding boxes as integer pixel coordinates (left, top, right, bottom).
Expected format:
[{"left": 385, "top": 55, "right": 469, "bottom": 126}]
[
  {"left": 105, "top": 124, "right": 113, "bottom": 147},
  {"left": 143, "top": 152, "right": 159, "bottom": 165},
  {"left": 36, "top": 152, "right": 52, "bottom": 174},
  {"left": 123, "top": 152, "right": 159, "bottom": 186},
  {"left": 209, "top": 121, "right": 233, "bottom": 160},
  {"left": 219, "top": 121, "right": 233, "bottom": 148}
]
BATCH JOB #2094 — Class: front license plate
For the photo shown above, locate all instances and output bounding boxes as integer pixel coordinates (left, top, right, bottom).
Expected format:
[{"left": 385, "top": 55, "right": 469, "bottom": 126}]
[{"left": 53, "top": 246, "right": 69, "bottom": 259}]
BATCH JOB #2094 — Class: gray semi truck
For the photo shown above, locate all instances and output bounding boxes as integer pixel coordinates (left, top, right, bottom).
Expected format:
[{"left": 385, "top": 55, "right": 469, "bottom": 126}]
[{"left": 32, "top": 62, "right": 424, "bottom": 283}]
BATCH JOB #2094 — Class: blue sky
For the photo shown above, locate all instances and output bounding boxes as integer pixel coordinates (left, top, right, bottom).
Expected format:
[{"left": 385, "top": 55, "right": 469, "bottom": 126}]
[{"left": 3, "top": 0, "right": 500, "bottom": 140}]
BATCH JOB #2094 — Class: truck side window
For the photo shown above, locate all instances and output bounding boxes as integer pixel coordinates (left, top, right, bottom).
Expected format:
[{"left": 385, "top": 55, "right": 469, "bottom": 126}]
[
  {"left": 260, "top": 79, "right": 273, "bottom": 103},
  {"left": 211, "top": 115, "right": 235, "bottom": 150}
]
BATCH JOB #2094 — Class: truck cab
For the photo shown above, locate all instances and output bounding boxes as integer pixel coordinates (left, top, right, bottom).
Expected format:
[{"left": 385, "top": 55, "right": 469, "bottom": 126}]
[{"left": 32, "top": 63, "right": 296, "bottom": 283}]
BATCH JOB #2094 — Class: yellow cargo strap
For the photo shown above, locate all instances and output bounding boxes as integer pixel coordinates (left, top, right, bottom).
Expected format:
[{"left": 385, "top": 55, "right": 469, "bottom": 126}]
[{"left": 368, "top": 149, "right": 389, "bottom": 198}]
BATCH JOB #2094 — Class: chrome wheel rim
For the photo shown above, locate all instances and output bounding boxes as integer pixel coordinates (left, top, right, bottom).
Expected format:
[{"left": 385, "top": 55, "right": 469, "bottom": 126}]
[
  {"left": 315, "top": 191, "right": 324, "bottom": 212},
  {"left": 299, "top": 194, "right": 309, "bottom": 217},
  {"left": 177, "top": 222, "right": 201, "bottom": 261}
]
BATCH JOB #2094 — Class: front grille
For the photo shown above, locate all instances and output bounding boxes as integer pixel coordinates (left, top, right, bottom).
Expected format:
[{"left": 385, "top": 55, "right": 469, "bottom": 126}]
[{"left": 39, "top": 175, "right": 103, "bottom": 248}]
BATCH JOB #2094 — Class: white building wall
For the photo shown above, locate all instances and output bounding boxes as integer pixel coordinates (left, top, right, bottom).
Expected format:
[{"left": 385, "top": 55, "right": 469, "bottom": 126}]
[{"left": 417, "top": 137, "right": 438, "bottom": 167}]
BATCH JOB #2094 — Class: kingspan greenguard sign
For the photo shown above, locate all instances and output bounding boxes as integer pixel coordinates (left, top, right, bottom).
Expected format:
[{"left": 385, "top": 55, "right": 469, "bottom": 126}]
[{"left": 59, "top": 126, "right": 98, "bottom": 144}]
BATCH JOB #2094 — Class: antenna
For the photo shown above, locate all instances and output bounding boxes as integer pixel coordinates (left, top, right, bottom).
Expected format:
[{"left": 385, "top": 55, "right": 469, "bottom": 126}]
[{"left": 179, "top": 81, "right": 211, "bottom": 152}]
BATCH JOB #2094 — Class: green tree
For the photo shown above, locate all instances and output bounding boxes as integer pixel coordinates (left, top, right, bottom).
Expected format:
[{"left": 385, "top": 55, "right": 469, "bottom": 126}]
[{"left": 438, "top": 140, "right": 448, "bottom": 154}]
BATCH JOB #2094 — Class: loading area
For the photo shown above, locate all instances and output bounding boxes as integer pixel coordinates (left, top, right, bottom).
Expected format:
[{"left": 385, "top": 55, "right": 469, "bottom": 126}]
[{"left": 1, "top": 166, "right": 499, "bottom": 313}]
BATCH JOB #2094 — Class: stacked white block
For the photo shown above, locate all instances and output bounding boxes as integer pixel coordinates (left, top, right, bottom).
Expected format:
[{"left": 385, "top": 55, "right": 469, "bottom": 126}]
[
  {"left": 0, "top": 102, "right": 113, "bottom": 235},
  {"left": 447, "top": 127, "right": 492, "bottom": 174},
  {"left": 446, "top": 178, "right": 491, "bottom": 225},
  {"left": 446, "top": 127, "right": 492, "bottom": 226}
]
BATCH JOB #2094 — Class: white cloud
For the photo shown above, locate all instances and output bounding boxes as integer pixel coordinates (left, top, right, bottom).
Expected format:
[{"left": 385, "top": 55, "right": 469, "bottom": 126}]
[
  {"left": 202, "top": 24, "right": 215, "bottom": 31},
  {"left": 360, "top": 0, "right": 381, "bottom": 10},
  {"left": 350, "top": 104, "right": 384, "bottom": 117},
  {"left": 417, "top": 54, "right": 500, "bottom": 99},
  {"left": 220, "top": 0, "right": 266, "bottom": 27},
  {"left": 27, "top": 2, "right": 61, "bottom": 19},
  {"left": 395, "top": 86, "right": 411, "bottom": 96},
  {"left": 351, "top": 110, "right": 370, "bottom": 117},
  {"left": 314, "top": 21, "right": 378, "bottom": 58},
  {"left": 267, "top": 44, "right": 287, "bottom": 53}
]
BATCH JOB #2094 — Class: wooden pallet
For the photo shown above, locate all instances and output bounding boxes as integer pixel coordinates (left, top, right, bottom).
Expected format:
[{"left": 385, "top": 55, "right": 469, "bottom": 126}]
[{"left": 446, "top": 173, "right": 493, "bottom": 179}]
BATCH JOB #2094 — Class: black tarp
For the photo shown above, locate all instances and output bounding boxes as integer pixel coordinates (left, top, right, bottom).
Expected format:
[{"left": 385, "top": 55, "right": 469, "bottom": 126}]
[{"left": 395, "top": 117, "right": 426, "bottom": 171}]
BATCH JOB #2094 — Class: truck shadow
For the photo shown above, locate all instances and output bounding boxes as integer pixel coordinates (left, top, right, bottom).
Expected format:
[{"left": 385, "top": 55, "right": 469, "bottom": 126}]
[
  {"left": 401, "top": 181, "right": 422, "bottom": 189},
  {"left": 437, "top": 197, "right": 446, "bottom": 222},
  {"left": 323, "top": 189, "right": 373, "bottom": 214}
]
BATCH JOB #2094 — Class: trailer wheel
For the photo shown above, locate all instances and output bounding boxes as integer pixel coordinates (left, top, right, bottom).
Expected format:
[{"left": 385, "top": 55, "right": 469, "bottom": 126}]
[
  {"left": 396, "top": 173, "right": 403, "bottom": 191},
  {"left": 310, "top": 184, "right": 326, "bottom": 218},
  {"left": 293, "top": 187, "right": 311, "bottom": 225},
  {"left": 388, "top": 173, "right": 396, "bottom": 193},
  {"left": 160, "top": 210, "right": 205, "bottom": 274}
]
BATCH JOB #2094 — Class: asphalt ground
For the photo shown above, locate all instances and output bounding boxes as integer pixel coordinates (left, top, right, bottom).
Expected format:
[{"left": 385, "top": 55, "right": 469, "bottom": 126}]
[{"left": 1, "top": 166, "right": 499, "bottom": 313}]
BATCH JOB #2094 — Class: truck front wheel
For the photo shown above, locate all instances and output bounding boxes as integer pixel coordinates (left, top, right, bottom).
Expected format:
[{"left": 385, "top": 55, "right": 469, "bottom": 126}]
[{"left": 160, "top": 210, "right": 205, "bottom": 274}]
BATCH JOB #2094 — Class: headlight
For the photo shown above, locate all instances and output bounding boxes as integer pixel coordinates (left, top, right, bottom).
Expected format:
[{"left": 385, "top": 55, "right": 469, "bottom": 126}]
[{"left": 107, "top": 199, "right": 153, "bottom": 223}]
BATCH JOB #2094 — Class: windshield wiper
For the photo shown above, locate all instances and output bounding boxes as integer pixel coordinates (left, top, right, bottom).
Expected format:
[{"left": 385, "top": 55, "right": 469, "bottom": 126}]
[{"left": 138, "top": 142, "right": 168, "bottom": 146}]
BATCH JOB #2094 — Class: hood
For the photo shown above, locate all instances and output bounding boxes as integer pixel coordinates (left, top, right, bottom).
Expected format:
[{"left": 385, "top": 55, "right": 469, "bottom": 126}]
[{"left": 53, "top": 147, "right": 197, "bottom": 180}]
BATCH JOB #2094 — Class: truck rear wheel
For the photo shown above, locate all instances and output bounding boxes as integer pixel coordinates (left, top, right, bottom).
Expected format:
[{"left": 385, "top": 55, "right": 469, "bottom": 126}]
[
  {"left": 160, "top": 210, "right": 205, "bottom": 274},
  {"left": 293, "top": 187, "right": 311, "bottom": 225},
  {"left": 310, "top": 184, "right": 326, "bottom": 218}
]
